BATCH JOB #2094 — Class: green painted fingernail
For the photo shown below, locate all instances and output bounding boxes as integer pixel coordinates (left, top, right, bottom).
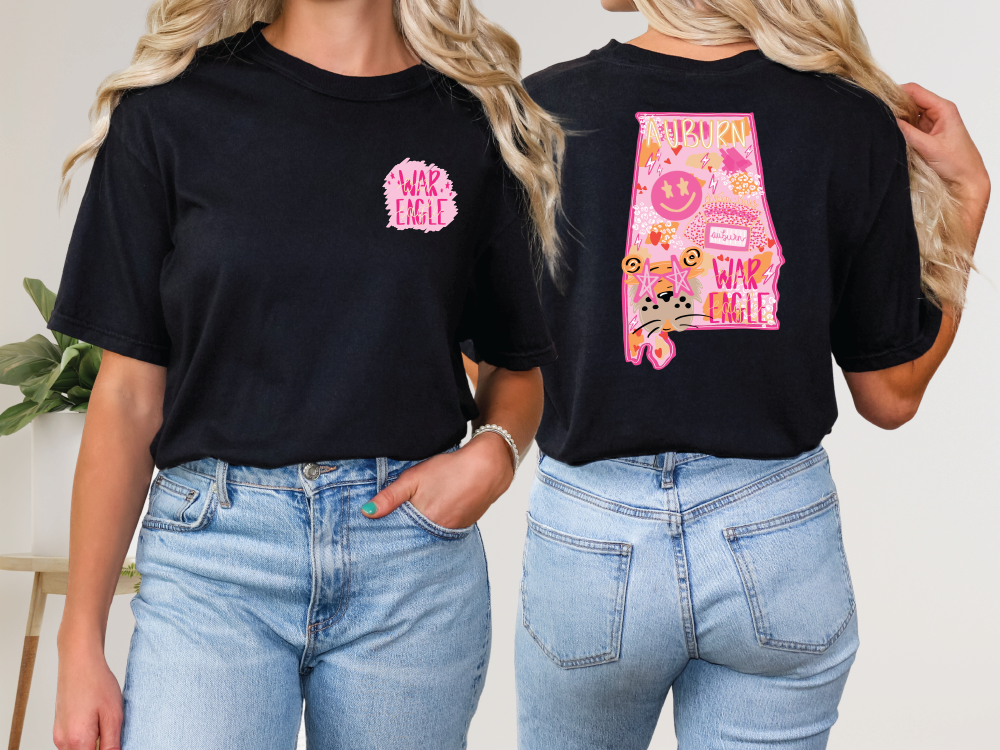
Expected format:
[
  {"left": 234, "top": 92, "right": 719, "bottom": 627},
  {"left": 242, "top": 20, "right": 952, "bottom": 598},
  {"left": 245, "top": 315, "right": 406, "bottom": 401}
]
[{"left": 361, "top": 502, "right": 377, "bottom": 516}]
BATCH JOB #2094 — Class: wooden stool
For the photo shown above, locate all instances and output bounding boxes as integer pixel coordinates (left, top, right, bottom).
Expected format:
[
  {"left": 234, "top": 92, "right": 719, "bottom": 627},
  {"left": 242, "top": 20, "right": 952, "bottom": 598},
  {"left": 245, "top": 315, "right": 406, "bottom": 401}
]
[{"left": 1, "top": 554, "right": 137, "bottom": 750}]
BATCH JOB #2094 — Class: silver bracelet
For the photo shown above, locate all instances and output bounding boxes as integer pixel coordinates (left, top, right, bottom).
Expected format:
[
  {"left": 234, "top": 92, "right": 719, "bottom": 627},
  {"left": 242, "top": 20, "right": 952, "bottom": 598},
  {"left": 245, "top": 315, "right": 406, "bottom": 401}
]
[{"left": 471, "top": 423, "right": 520, "bottom": 474}]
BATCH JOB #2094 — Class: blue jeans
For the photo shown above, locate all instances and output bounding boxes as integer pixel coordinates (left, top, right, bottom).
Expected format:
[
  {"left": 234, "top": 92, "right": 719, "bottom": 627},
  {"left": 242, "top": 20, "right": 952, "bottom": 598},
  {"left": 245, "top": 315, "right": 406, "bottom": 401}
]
[
  {"left": 516, "top": 447, "right": 858, "bottom": 749},
  {"left": 121, "top": 455, "right": 490, "bottom": 750}
]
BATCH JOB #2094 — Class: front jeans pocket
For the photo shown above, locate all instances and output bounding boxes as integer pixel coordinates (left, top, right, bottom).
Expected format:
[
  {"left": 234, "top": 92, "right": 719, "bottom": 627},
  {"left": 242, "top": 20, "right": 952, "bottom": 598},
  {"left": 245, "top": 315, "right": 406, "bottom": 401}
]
[
  {"left": 142, "top": 472, "right": 218, "bottom": 532},
  {"left": 399, "top": 501, "right": 476, "bottom": 541},
  {"left": 520, "top": 514, "right": 632, "bottom": 669},
  {"left": 725, "top": 493, "right": 855, "bottom": 654}
]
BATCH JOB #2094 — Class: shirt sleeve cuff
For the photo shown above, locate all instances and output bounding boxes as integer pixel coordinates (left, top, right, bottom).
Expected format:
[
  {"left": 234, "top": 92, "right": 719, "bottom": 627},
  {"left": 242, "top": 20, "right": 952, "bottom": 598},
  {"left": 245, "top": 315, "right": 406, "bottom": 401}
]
[
  {"left": 835, "top": 301, "right": 943, "bottom": 373},
  {"left": 48, "top": 313, "right": 170, "bottom": 367},
  {"left": 475, "top": 342, "right": 557, "bottom": 371}
]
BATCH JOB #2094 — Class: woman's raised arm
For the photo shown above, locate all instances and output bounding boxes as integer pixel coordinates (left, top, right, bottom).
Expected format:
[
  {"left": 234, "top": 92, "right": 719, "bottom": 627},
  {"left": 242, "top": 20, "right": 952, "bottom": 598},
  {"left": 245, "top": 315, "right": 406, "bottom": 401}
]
[{"left": 843, "top": 83, "right": 990, "bottom": 429}]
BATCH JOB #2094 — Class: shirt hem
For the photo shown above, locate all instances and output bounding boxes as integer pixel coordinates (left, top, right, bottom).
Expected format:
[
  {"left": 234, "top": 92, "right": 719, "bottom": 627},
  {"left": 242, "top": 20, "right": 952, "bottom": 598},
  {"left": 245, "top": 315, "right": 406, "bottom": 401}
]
[
  {"left": 537, "top": 438, "right": 828, "bottom": 466},
  {"left": 154, "top": 430, "right": 469, "bottom": 471},
  {"left": 48, "top": 312, "right": 170, "bottom": 367}
]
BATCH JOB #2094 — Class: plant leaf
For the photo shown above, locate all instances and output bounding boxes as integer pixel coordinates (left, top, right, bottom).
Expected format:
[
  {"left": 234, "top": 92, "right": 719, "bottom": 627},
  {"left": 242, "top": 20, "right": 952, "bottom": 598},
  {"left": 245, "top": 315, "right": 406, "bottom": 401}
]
[
  {"left": 23, "top": 278, "right": 57, "bottom": 324},
  {"left": 0, "top": 397, "right": 66, "bottom": 436},
  {"left": 21, "top": 343, "right": 86, "bottom": 404},
  {"left": 0, "top": 335, "right": 61, "bottom": 385},
  {"left": 69, "top": 402, "right": 89, "bottom": 413},
  {"left": 52, "top": 329, "right": 79, "bottom": 352},
  {"left": 78, "top": 346, "right": 103, "bottom": 389},
  {"left": 66, "top": 386, "right": 91, "bottom": 404},
  {"left": 19, "top": 370, "right": 51, "bottom": 399},
  {"left": 51, "top": 366, "right": 80, "bottom": 394}
]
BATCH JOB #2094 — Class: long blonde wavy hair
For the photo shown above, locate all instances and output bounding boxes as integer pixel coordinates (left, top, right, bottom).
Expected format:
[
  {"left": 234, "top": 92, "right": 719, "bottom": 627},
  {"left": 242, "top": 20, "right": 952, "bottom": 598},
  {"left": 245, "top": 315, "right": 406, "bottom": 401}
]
[
  {"left": 634, "top": 0, "right": 973, "bottom": 311},
  {"left": 61, "top": 0, "right": 565, "bottom": 273}
]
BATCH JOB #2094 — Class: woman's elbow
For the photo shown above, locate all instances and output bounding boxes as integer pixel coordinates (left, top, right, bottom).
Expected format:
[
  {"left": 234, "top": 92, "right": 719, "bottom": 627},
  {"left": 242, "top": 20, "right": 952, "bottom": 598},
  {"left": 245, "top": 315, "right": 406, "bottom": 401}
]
[{"left": 857, "top": 394, "right": 922, "bottom": 430}]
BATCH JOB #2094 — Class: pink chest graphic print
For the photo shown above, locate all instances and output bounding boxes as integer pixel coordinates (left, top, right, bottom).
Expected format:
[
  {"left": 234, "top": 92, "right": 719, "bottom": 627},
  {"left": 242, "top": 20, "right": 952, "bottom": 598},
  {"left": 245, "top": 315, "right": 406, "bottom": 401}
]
[
  {"left": 623, "top": 113, "right": 784, "bottom": 369},
  {"left": 384, "top": 158, "right": 458, "bottom": 232}
]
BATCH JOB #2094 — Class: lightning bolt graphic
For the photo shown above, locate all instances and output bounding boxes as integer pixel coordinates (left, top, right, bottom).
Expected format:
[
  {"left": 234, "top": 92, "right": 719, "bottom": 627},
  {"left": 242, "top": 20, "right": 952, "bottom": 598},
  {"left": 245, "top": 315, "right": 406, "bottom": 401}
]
[
  {"left": 708, "top": 174, "right": 718, "bottom": 194},
  {"left": 744, "top": 144, "right": 755, "bottom": 159},
  {"left": 701, "top": 153, "right": 711, "bottom": 168}
]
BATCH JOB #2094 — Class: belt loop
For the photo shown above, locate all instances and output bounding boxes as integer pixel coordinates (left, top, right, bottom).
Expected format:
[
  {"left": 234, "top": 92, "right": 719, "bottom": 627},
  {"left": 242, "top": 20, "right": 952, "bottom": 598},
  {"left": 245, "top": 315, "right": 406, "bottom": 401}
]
[
  {"left": 215, "top": 459, "right": 231, "bottom": 508},
  {"left": 661, "top": 453, "right": 676, "bottom": 489},
  {"left": 376, "top": 457, "right": 388, "bottom": 492}
]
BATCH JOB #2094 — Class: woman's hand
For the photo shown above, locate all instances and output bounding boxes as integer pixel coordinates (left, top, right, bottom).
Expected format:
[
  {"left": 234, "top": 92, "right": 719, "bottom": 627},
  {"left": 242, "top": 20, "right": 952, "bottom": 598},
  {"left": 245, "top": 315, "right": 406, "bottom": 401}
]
[
  {"left": 898, "top": 82, "right": 990, "bottom": 237},
  {"left": 363, "top": 364, "right": 543, "bottom": 528},
  {"left": 53, "top": 639, "right": 123, "bottom": 750},
  {"left": 362, "top": 432, "right": 514, "bottom": 529}
]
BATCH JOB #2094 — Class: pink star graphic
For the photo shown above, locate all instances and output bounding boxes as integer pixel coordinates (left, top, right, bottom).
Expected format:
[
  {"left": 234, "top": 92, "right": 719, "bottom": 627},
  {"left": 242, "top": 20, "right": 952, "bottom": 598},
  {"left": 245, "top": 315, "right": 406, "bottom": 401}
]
[
  {"left": 632, "top": 260, "right": 663, "bottom": 303},
  {"left": 668, "top": 255, "right": 693, "bottom": 295}
]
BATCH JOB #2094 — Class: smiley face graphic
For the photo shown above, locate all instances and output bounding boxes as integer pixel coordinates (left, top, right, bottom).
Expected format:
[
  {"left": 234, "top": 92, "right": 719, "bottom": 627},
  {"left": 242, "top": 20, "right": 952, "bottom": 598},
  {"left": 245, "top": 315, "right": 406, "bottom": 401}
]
[{"left": 651, "top": 171, "right": 703, "bottom": 221}]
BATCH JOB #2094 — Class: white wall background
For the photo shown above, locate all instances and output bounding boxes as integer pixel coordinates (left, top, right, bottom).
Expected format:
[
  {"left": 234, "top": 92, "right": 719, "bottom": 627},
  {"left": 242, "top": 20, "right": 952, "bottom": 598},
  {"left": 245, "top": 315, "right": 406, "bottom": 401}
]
[{"left": 1, "top": 2, "right": 996, "bottom": 748}]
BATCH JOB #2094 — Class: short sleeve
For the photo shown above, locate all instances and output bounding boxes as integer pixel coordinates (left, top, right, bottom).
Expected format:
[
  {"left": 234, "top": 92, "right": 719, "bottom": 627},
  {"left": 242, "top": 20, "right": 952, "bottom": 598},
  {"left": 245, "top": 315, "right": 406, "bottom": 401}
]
[
  {"left": 48, "top": 107, "right": 173, "bottom": 366},
  {"left": 461, "top": 205, "right": 557, "bottom": 371},
  {"left": 830, "top": 153, "right": 942, "bottom": 372}
]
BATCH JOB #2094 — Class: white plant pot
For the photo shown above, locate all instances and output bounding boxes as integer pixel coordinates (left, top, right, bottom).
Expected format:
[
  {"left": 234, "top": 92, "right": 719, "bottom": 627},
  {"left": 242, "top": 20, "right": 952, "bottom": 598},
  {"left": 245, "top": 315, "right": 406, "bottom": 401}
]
[{"left": 31, "top": 411, "right": 85, "bottom": 558}]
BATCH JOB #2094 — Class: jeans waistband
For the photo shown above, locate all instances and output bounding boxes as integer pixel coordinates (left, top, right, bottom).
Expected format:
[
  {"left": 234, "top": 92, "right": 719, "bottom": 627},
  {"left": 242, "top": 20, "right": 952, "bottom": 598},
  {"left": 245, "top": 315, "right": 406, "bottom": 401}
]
[{"left": 170, "top": 455, "right": 429, "bottom": 495}]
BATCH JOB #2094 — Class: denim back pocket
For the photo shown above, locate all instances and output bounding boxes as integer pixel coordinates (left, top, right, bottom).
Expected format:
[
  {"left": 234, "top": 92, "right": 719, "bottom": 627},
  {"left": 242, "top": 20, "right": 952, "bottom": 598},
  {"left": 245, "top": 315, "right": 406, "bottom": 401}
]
[
  {"left": 142, "top": 471, "right": 218, "bottom": 533},
  {"left": 521, "top": 514, "right": 632, "bottom": 668},
  {"left": 725, "top": 493, "right": 855, "bottom": 653}
]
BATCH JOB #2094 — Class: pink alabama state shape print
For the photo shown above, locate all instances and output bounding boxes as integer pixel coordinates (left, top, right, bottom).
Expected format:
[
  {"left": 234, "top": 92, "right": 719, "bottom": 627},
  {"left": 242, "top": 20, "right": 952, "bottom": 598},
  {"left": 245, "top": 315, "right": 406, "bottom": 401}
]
[{"left": 623, "top": 112, "right": 785, "bottom": 369}]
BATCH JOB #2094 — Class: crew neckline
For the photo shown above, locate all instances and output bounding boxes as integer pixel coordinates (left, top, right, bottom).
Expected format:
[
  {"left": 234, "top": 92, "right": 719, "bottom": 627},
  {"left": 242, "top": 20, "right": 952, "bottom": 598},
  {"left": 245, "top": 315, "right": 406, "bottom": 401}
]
[
  {"left": 594, "top": 39, "right": 765, "bottom": 73},
  {"left": 241, "top": 21, "right": 434, "bottom": 101}
]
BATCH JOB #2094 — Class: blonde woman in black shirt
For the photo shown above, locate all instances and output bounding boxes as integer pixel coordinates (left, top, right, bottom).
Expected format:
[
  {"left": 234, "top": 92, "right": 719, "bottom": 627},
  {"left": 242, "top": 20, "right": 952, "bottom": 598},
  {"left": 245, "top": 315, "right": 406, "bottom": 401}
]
[
  {"left": 502, "top": 1, "right": 989, "bottom": 748},
  {"left": 50, "top": 1, "right": 563, "bottom": 749}
]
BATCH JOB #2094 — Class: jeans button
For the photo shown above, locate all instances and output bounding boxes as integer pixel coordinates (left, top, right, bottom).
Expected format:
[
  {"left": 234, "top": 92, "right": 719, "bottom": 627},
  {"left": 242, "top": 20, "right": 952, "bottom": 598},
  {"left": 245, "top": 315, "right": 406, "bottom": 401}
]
[{"left": 303, "top": 463, "right": 321, "bottom": 481}]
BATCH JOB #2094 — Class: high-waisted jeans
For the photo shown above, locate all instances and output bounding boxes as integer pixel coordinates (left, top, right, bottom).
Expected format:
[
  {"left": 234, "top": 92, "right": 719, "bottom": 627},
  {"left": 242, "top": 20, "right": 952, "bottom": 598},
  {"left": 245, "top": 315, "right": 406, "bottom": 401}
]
[
  {"left": 516, "top": 446, "right": 858, "bottom": 749},
  {"left": 121, "top": 454, "right": 490, "bottom": 750}
]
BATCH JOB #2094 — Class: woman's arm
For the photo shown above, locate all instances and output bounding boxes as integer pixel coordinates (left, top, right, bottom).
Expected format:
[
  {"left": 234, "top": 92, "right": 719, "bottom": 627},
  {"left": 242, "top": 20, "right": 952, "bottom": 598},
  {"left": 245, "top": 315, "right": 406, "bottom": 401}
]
[
  {"left": 54, "top": 352, "right": 165, "bottom": 750},
  {"left": 462, "top": 353, "right": 480, "bottom": 389},
  {"left": 843, "top": 83, "right": 990, "bottom": 429},
  {"left": 363, "top": 363, "right": 543, "bottom": 528}
]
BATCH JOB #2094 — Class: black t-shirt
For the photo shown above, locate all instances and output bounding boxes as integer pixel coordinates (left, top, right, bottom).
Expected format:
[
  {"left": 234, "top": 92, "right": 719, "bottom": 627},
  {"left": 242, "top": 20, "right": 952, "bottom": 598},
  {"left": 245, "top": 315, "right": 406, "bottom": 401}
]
[
  {"left": 50, "top": 24, "right": 555, "bottom": 469},
  {"left": 523, "top": 41, "right": 940, "bottom": 464}
]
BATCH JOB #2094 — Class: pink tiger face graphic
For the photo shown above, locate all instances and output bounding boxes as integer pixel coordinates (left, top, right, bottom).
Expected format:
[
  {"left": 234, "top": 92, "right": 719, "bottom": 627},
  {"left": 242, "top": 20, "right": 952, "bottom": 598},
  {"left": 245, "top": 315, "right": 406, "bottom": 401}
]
[{"left": 623, "top": 113, "right": 785, "bottom": 369}]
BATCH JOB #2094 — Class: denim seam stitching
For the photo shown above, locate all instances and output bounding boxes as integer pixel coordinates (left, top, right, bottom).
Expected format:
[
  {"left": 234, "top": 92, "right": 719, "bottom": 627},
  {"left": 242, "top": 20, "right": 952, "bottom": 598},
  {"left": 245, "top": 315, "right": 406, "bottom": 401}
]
[
  {"left": 178, "top": 465, "right": 377, "bottom": 490},
  {"left": 141, "top": 482, "right": 218, "bottom": 533},
  {"left": 469, "top": 530, "right": 492, "bottom": 725},
  {"left": 523, "top": 551, "right": 630, "bottom": 669},
  {"left": 535, "top": 470, "right": 681, "bottom": 524},
  {"left": 154, "top": 475, "right": 197, "bottom": 498},
  {"left": 310, "top": 486, "right": 353, "bottom": 634},
  {"left": 723, "top": 493, "right": 839, "bottom": 539},
  {"left": 756, "top": 604, "right": 857, "bottom": 653},
  {"left": 681, "top": 449, "right": 828, "bottom": 523},
  {"left": 300, "top": 481, "right": 322, "bottom": 669},
  {"left": 521, "top": 516, "right": 632, "bottom": 668},
  {"left": 607, "top": 457, "right": 660, "bottom": 470},
  {"left": 673, "top": 530, "right": 700, "bottom": 659},
  {"left": 527, "top": 516, "right": 633, "bottom": 555},
  {"left": 399, "top": 501, "right": 475, "bottom": 540},
  {"left": 727, "top": 536, "right": 772, "bottom": 645},
  {"left": 724, "top": 493, "right": 857, "bottom": 653}
]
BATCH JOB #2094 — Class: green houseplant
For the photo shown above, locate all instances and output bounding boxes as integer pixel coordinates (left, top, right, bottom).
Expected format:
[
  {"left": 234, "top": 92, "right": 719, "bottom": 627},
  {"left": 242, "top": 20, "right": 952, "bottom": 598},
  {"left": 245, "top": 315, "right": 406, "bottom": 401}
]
[
  {"left": 0, "top": 278, "right": 136, "bottom": 578},
  {"left": 0, "top": 278, "right": 102, "bottom": 436}
]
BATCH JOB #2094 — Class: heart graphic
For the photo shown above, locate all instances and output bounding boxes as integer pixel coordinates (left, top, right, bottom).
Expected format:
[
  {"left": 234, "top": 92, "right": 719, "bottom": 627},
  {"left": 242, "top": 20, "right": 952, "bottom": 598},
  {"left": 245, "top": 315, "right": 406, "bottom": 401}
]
[
  {"left": 766, "top": 238, "right": 775, "bottom": 248},
  {"left": 649, "top": 230, "right": 662, "bottom": 245},
  {"left": 671, "top": 144, "right": 683, "bottom": 156},
  {"left": 655, "top": 348, "right": 663, "bottom": 358}
]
